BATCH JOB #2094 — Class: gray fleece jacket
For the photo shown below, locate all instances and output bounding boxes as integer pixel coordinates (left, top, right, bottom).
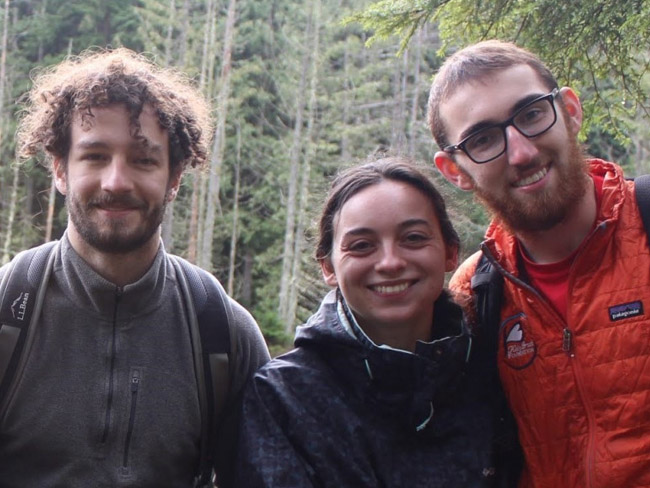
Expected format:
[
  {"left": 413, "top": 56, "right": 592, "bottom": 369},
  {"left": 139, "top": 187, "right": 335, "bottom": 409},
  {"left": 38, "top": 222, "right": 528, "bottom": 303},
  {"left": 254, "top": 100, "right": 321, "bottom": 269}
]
[{"left": 0, "top": 234, "right": 270, "bottom": 488}]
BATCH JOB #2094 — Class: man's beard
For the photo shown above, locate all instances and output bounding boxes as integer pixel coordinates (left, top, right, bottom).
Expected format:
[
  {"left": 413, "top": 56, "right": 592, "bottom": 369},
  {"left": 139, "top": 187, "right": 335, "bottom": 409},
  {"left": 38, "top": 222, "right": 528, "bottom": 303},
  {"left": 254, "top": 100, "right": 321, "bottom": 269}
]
[
  {"left": 472, "top": 135, "right": 589, "bottom": 233},
  {"left": 66, "top": 191, "right": 170, "bottom": 255}
]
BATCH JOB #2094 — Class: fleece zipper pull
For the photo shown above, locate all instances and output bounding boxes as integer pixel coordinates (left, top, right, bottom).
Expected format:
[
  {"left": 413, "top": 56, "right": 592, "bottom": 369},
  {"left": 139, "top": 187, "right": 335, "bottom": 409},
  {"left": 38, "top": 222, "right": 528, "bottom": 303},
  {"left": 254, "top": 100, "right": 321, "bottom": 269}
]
[{"left": 123, "top": 369, "right": 141, "bottom": 468}]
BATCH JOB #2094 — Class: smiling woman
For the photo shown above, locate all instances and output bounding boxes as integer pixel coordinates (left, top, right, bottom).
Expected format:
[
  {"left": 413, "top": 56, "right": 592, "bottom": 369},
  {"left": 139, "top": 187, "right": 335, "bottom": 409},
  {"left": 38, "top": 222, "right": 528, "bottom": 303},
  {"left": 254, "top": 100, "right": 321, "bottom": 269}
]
[
  {"left": 319, "top": 173, "right": 457, "bottom": 352},
  {"left": 234, "top": 156, "right": 522, "bottom": 487}
]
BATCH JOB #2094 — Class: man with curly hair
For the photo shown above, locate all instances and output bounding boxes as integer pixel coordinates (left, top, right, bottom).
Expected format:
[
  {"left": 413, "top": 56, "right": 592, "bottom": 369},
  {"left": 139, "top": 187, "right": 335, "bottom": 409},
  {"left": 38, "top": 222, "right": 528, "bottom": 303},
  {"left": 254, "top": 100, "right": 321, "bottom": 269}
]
[{"left": 0, "top": 48, "right": 269, "bottom": 487}]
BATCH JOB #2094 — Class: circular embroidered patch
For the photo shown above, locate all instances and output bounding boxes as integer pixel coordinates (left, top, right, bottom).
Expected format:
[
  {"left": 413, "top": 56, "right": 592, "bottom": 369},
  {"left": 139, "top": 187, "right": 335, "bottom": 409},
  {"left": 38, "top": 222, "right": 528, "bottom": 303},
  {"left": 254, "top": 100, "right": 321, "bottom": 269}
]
[{"left": 501, "top": 313, "right": 537, "bottom": 369}]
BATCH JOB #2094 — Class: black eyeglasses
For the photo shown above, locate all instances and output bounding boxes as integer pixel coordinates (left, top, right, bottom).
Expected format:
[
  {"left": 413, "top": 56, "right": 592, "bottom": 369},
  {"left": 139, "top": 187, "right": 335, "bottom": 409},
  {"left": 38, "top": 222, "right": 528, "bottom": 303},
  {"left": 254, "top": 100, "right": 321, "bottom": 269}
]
[{"left": 443, "top": 88, "right": 560, "bottom": 164}]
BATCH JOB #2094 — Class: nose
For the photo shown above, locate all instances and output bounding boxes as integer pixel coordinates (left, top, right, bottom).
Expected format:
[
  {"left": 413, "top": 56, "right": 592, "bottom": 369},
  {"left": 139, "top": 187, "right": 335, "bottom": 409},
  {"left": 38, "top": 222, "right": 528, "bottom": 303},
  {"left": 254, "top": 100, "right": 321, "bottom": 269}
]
[
  {"left": 375, "top": 244, "right": 406, "bottom": 274},
  {"left": 101, "top": 158, "right": 134, "bottom": 193},
  {"left": 505, "top": 125, "right": 540, "bottom": 166}
]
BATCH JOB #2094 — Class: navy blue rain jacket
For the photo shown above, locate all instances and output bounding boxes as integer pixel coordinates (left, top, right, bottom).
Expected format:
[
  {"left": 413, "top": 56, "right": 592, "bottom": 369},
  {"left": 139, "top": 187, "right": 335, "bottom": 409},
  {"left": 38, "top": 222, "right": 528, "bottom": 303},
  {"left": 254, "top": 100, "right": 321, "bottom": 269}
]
[{"left": 235, "top": 290, "right": 520, "bottom": 487}]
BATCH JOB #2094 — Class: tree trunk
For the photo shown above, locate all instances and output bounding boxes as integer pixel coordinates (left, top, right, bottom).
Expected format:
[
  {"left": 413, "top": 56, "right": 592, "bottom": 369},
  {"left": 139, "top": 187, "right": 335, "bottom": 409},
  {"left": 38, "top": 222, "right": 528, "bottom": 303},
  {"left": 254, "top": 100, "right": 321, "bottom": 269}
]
[
  {"left": 199, "top": 0, "right": 237, "bottom": 270},
  {"left": 2, "top": 165, "right": 19, "bottom": 264},
  {"left": 0, "top": 0, "right": 8, "bottom": 145},
  {"left": 340, "top": 35, "right": 351, "bottom": 160},
  {"left": 37, "top": 0, "right": 57, "bottom": 244},
  {"left": 44, "top": 178, "right": 57, "bottom": 243},
  {"left": 199, "top": 0, "right": 215, "bottom": 89},
  {"left": 408, "top": 29, "right": 422, "bottom": 156},
  {"left": 178, "top": 0, "right": 195, "bottom": 261},
  {"left": 286, "top": 0, "right": 321, "bottom": 331},
  {"left": 206, "top": 0, "right": 219, "bottom": 100},
  {"left": 190, "top": 0, "right": 215, "bottom": 264},
  {"left": 241, "top": 252, "right": 253, "bottom": 305},
  {"left": 227, "top": 123, "right": 241, "bottom": 296},
  {"left": 187, "top": 172, "right": 201, "bottom": 262},
  {"left": 178, "top": 0, "right": 190, "bottom": 68},
  {"left": 1, "top": 0, "right": 15, "bottom": 262},
  {"left": 278, "top": 0, "right": 314, "bottom": 327},
  {"left": 390, "top": 48, "right": 408, "bottom": 152},
  {"left": 164, "top": 0, "right": 175, "bottom": 65},
  {"left": 161, "top": 0, "right": 177, "bottom": 251}
]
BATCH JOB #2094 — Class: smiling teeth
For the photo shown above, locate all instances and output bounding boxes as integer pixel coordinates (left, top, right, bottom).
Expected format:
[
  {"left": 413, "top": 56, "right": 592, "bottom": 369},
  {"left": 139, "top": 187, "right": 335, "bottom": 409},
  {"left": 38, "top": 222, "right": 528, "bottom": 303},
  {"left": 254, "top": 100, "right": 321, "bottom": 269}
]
[
  {"left": 374, "top": 283, "right": 409, "bottom": 294},
  {"left": 514, "top": 167, "right": 548, "bottom": 187}
]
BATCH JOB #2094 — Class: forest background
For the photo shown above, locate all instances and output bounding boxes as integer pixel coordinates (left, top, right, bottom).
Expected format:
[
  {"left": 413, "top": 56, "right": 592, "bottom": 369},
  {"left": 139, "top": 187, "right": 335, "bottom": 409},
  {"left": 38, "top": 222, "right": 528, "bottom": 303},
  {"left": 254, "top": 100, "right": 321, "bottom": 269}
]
[{"left": 1, "top": 0, "right": 649, "bottom": 356}]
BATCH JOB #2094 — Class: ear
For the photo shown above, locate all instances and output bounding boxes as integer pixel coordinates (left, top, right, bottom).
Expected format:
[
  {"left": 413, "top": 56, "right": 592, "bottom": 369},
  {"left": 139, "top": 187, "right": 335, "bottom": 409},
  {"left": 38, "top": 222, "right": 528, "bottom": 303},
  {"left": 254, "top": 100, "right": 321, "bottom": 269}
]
[
  {"left": 558, "top": 87, "right": 582, "bottom": 136},
  {"left": 167, "top": 169, "right": 183, "bottom": 202},
  {"left": 53, "top": 158, "right": 67, "bottom": 195},
  {"left": 319, "top": 258, "right": 338, "bottom": 287},
  {"left": 434, "top": 152, "right": 474, "bottom": 191},
  {"left": 445, "top": 244, "right": 459, "bottom": 272}
]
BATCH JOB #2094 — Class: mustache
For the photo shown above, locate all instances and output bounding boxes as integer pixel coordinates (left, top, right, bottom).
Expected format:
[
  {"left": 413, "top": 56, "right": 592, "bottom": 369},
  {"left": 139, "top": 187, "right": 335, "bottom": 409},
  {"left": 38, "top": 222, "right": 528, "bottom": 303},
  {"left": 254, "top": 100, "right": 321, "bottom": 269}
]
[{"left": 88, "top": 193, "right": 146, "bottom": 210}]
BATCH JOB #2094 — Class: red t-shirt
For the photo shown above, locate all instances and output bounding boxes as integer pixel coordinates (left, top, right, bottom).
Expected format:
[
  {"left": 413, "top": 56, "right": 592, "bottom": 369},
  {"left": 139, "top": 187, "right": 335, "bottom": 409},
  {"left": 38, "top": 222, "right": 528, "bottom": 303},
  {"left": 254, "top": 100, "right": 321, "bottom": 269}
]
[{"left": 519, "top": 174, "right": 604, "bottom": 320}]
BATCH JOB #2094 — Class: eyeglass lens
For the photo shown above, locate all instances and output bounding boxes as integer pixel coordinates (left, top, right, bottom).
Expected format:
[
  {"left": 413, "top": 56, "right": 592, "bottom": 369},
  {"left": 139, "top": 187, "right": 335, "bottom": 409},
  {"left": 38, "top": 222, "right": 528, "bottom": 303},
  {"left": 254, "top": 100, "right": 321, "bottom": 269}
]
[{"left": 465, "top": 96, "right": 556, "bottom": 163}]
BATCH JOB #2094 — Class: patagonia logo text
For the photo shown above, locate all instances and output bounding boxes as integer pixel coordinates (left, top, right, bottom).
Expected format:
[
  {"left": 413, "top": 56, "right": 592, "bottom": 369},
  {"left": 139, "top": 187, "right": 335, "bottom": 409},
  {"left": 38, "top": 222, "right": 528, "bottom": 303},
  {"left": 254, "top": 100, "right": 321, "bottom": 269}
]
[
  {"left": 11, "top": 292, "right": 30, "bottom": 321},
  {"left": 609, "top": 301, "right": 644, "bottom": 321}
]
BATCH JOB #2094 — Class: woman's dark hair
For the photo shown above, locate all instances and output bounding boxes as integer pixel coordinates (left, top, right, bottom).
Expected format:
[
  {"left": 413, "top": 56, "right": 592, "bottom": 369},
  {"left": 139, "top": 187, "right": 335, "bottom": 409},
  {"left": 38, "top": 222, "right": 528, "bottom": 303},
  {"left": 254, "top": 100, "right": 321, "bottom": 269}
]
[{"left": 316, "top": 156, "right": 460, "bottom": 261}]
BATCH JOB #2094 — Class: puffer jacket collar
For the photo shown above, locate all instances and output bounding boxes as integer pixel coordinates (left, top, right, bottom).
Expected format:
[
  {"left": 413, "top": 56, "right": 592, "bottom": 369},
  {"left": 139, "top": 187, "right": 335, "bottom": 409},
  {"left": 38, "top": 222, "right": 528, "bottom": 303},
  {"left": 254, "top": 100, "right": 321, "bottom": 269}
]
[{"left": 294, "top": 289, "right": 472, "bottom": 436}]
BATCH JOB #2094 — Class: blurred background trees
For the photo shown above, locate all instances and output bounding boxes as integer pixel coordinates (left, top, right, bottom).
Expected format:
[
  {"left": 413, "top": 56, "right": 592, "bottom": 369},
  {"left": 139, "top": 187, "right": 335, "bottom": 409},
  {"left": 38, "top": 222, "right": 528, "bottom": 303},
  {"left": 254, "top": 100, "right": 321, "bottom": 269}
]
[{"left": 1, "top": 0, "right": 648, "bottom": 354}]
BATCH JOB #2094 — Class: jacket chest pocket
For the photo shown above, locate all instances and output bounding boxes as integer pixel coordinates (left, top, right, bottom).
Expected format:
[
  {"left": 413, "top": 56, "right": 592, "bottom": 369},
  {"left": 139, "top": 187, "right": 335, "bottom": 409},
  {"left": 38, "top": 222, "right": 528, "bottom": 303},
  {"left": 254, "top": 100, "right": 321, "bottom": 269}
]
[{"left": 119, "top": 367, "right": 142, "bottom": 479}]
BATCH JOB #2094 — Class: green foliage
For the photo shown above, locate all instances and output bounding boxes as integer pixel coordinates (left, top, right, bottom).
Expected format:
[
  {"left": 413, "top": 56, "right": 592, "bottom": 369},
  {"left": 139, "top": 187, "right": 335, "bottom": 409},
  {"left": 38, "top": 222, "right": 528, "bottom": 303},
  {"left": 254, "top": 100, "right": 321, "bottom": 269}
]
[
  {"left": 250, "top": 304, "right": 294, "bottom": 357},
  {"left": 345, "top": 0, "right": 444, "bottom": 51},
  {"left": 348, "top": 0, "right": 650, "bottom": 143},
  {"left": 0, "top": 0, "right": 495, "bottom": 342}
]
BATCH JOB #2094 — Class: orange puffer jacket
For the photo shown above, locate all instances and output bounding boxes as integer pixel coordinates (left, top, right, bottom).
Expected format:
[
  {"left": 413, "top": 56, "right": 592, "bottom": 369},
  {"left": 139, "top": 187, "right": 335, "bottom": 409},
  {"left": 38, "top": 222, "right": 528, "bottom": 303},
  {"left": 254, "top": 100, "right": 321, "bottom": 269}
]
[{"left": 450, "top": 159, "right": 650, "bottom": 488}]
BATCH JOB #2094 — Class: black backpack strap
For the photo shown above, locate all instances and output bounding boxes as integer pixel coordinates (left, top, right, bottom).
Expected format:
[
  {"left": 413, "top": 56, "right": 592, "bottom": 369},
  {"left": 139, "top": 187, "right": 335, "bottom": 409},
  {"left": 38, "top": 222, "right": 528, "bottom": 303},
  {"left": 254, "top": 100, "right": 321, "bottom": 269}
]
[
  {"left": 170, "top": 256, "right": 233, "bottom": 488},
  {"left": 470, "top": 251, "right": 504, "bottom": 334},
  {"left": 470, "top": 251, "right": 504, "bottom": 398},
  {"left": 470, "top": 251, "right": 522, "bottom": 486},
  {"left": 634, "top": 175, "right": 650, "bottom": 242},
  {"left": 0, "top": 241, "right": 58, "bottom": 415}
]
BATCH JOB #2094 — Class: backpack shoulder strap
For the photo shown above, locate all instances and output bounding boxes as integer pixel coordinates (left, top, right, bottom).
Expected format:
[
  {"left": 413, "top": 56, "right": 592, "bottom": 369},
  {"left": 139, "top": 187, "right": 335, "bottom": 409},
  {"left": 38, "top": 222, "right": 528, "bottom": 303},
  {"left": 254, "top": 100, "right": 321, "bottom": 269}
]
[
  {"left": 470, "top": 251, "right": 523, "bottom": 485},
  {"left": 170, "top": 255, "right": 233, "bottom": 488},
  {"left": 470, "top": 251, "right": 504, "bottom": 335},
  {"left": 634, "top": 175, "right": 650, "bottom": 242},
  {"left": 0, "top": 241, "right": 58, "bottom": 413}
]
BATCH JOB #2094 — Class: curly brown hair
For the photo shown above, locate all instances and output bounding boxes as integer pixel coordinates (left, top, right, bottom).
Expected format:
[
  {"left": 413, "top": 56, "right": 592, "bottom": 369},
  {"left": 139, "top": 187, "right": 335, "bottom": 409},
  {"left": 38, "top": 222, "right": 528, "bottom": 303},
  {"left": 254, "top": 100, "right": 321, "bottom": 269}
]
[{"left": 17, "top": 47, "right": 212, "bottom": 174}]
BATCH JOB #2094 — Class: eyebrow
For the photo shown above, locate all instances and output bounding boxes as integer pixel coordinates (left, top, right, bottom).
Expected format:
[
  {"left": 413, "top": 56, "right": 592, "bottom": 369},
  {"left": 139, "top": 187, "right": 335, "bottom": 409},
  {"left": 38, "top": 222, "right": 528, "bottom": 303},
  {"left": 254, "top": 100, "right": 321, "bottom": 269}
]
[
  {"left": 74, "top": 140, "right": 109, "bottom": 150},
  {"left": 341, "top": 218, "right": 432, "bottom": 238},
  {"left": 458, "top": 92, "right": 548, "bottom": 141},
  {"left": 74, "top": 139, "right": 166, "bottom": 155},
  {"left": 140, "top": 143, "right": 165, "bottom": 156}
]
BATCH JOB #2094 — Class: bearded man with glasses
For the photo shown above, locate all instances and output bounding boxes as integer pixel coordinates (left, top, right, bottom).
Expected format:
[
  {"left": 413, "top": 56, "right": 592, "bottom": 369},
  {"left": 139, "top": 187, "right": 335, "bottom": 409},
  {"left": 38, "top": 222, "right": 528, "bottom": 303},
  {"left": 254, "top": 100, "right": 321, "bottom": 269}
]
[{"left": 429, "top": 40, "right": 650, "bottom": 488}]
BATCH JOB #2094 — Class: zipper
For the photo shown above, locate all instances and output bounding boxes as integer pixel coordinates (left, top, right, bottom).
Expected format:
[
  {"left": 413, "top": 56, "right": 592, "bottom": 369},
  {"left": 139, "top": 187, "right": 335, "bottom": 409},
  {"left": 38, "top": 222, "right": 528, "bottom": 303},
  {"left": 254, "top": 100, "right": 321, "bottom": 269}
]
[
  {"left": 101, "top": 287, "right": 122, "bottom": 443},
  {"left": 562, "top": 328, "right": 572, "bottom": 352},
  {"left": 569, "top": 353, "right": 596, "bottom": 488},
  {"left": 482, "top": 242, "right": 601, "bottom": 487},
  {"left": 480, "top": 244, "right": 569, "bottom": 339},
  {"left": 123, "top": 369, "right": 141, "bottom": 468},
  {"left": 480, "top": 244, "right": 592, "bottom": 356}
]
